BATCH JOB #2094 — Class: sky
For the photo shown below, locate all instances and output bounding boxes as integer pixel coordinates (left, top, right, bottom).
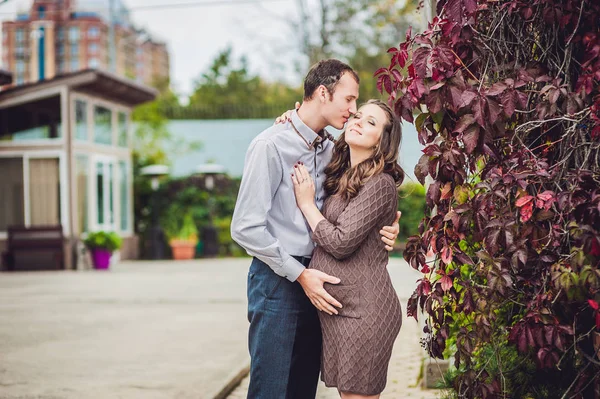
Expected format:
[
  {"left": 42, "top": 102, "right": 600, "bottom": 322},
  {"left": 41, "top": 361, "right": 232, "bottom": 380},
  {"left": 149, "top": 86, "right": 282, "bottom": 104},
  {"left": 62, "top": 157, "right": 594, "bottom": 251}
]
[{"left": 0, "top": 0, "right": 301, "bottom": 98}]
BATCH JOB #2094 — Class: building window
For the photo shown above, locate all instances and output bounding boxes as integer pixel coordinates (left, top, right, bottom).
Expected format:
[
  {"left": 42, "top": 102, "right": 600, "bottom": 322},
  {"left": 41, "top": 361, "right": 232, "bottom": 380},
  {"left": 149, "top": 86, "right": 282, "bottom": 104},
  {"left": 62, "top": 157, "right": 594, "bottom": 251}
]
[
  {"left": 58, "top": 59, "right": 66, "bottom": 73},
  {"left": 89, "top": 57, "right": 99, "bottom": 68},
  {"left": 16, "top": 74, "right": 25, "bottom": 85},
  {"left": 58, "top": 44, "right": 65, "bottom": 56},
  {"left": 70, "top": 58, "right": 79, "bottom": 71},
  {"left": 96, "top": 161, "right": 105, "bottom": 225},
  {"left": 69, "top": 26, "right": 79, "bottom": 42},
  {"left": 75, "top": 99, "right": 87, "bottom": 140},
  {"left": 57, "top": 27, "right": 65, "bottom": 41},
  {"left": 16, "top": 60, "right": 25, "bottom": 73},
  {"left": 88, "top": 26, "right": 100, "bottom": 39},
  {"left": 94, "top": 105, "right": 112, "bottom": 145},
  {"left": 88, "top": 43, "right": 98, "bottom": 54},
  {"left": 38, "top": 6, "right": 46, "bottom": 19},
  {"left": 15, "top": 28, "right": 25, "bottom": 43},
  {"left": 95, "top": 160, "right": 115, "bottom": 229},
  {"left": 119, "top": 161, "right": 129, "bottom": 231},
  {"left": 70, "top": 44, "right": 78, "bottom": 57},
  {"left": 0, "top": 158, "right": 25, "bottom": 231},
  {"left": 75, "top": 155, "right": 89, "bottom": 234}
]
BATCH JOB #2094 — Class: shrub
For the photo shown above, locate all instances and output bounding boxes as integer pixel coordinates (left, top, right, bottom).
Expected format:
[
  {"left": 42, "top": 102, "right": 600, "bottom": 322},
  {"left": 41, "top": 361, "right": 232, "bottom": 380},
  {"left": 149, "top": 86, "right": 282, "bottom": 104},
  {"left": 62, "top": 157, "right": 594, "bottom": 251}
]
[
  {"left": 377, "top": 0, "right": 600, "bottom": 397},
  {"left": 84, "top": 231, "right": 123, "bottom": 253},
  {"left": 398, "top": 182, "right": 427, "bottom": 241}
]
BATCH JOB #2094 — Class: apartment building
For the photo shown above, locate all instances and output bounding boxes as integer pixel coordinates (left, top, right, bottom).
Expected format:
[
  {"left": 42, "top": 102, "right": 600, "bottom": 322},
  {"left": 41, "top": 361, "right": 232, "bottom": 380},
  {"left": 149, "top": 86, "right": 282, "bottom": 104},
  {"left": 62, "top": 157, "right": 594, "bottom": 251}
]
[{"left": 1, "top": 0, "right": 170, "bottom": 87}]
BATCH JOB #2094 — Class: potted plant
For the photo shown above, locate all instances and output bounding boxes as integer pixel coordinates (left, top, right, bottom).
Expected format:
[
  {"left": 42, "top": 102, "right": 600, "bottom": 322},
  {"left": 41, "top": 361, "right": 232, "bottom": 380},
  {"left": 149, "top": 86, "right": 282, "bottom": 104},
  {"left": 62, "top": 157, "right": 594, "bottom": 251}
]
[
  {"left": 162, "top": 207, "right": 199, "bottom": 260},
  {"left": 83, "top": 231, "right": 123, "bottom": 270}
]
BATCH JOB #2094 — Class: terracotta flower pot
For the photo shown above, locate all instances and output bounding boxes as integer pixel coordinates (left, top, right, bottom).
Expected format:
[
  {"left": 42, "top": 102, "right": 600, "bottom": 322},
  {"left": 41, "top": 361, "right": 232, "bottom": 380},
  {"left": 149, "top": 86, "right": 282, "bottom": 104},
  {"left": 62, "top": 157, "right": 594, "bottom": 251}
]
[{"left": 169, "top": 240, "right": 197, "bottom": 260}]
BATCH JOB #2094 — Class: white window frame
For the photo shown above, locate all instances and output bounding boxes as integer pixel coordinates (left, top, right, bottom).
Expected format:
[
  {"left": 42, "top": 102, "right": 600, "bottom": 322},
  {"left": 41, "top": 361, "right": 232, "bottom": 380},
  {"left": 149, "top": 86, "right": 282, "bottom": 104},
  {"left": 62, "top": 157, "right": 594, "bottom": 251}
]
[
  {"left": 71, "top": 92, "right": 130, "bottom": 149},
  {"left": 91, "top": 154, "right": 117, "bottom": 233}
]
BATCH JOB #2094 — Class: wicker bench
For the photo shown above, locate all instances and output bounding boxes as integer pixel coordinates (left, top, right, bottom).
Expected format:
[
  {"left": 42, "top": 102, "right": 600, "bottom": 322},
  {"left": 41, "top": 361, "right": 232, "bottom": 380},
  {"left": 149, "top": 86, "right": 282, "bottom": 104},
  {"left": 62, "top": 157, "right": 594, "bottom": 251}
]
[{"left": 2, "top": 225, "right": 65, "bottom": 271}]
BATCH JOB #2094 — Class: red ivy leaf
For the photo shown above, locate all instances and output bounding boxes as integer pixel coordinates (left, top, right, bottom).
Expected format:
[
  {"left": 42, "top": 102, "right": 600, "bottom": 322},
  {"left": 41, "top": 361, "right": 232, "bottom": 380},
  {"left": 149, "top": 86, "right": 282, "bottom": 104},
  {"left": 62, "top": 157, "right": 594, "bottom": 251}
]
[
  {"left": 516, "top": 195, "right": 534, "bottom": 207},
  {"left": 454, "top": 114, "right": 476, "bottom": 134},
  {"left": 441, "top": 182, "right": 453, "bottom": 200},
  {"left": 374, "top": 67, "right": 388, "bottom": 77},
  {"left": 520, "top": 202, "right": 534, "bottom": 223},
  {"left": 413, "top": 47, "right": 432, "bottom": 78},
  {"left": 440, "top": 274, "right": 453, "bottom": 291},
  {"left": 398, "top": 49, "right": 409, "bottom": 68},
  {"left": 487, "top": 97, "right": 502, "bottom": 124},
  {"left": 589, "top": 299, "right": 600, "bottom": 311},
  {"left": 487, "top": 82, "right": 508, "bottom": 96},
  {"left": 441, "top": 245, "right": 454, "bottom": 265},
  {"left": 426, "top": 90, "right": 444, "bottom": 113},
  {"left": 463, "top": 125, "right": 480, "bottom": 154},
  {"left": 383, "top": 75, "right": 393, "bottom": 94},
  {"left": 501, "top": 90, "right": 517, "bottom": 117}
]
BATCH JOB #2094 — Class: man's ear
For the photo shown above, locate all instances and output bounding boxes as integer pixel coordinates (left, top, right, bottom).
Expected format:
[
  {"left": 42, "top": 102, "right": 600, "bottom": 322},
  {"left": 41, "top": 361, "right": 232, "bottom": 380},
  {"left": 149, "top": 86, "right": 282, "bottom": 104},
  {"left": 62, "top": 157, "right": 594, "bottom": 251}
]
[{"left": 318, "top": 86, "right": 327, "bottom": 103}]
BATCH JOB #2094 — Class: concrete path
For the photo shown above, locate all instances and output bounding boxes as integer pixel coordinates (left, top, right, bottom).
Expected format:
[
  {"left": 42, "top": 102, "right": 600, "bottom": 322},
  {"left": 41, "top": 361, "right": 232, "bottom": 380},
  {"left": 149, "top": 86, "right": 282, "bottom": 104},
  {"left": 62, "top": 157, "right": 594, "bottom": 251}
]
[
  {"left": 227, "top": 258, "right": 439, "bottom": 399},
  {"left": 0, "top": 257, "right": 439, "bottom": 399},
  {"left": 0, "top": 259, "right": 250, "bottom": 399}
]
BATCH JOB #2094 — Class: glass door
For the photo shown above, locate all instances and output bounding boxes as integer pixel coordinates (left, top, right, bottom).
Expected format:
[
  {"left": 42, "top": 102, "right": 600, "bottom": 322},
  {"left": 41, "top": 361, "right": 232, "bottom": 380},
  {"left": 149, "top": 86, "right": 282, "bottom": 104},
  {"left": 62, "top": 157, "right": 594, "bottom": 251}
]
[{"left": 94, "top": 156, "right": 116, "bottom": 231}]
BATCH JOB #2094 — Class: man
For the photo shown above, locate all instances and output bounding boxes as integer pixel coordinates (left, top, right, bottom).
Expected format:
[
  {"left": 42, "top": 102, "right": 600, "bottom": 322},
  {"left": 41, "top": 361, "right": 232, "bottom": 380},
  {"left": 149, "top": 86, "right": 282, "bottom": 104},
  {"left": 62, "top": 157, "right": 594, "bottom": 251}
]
[{"left": 231, "top": 59, "right": 400, "bottom": 398}]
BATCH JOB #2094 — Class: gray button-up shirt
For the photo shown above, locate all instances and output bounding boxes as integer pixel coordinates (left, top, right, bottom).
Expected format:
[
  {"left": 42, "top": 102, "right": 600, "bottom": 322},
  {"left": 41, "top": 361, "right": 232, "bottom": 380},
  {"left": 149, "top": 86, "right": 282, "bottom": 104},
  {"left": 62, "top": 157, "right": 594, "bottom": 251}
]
[{"left": 231, "top": 111, "right": 334, "bottom": 282}]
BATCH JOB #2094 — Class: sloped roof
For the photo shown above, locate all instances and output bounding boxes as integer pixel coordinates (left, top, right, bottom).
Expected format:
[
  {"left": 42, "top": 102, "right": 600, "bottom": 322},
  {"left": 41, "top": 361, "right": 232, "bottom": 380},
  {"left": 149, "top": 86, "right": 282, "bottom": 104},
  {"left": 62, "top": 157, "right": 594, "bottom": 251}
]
[{"left": 0, "top": 69, "right": 157, "bottom": 107}]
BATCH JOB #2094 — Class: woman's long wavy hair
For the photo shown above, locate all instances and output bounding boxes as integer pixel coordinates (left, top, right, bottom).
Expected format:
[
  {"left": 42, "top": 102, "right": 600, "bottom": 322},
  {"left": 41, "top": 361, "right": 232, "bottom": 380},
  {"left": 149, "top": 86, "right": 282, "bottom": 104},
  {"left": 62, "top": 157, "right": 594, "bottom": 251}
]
[{"left": 324, "top": 100, "right": 404, "bottom": 200}]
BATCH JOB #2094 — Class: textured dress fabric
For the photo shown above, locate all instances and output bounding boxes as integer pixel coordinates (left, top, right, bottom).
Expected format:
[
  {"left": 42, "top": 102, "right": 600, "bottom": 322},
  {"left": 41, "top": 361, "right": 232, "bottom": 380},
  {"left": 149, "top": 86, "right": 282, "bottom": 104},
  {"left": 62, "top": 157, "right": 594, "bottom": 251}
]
[{"left": 310, "top": 172, "right": 403, "bottom": 395}]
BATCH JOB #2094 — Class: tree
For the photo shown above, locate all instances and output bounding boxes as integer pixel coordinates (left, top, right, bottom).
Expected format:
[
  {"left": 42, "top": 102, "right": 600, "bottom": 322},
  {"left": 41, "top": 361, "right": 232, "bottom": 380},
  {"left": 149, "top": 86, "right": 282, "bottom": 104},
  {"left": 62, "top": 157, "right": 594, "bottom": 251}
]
[
  {"left": 132, "top": 77, "right": 197, "bottom": 167},
  {"left": 132, "top": 78, "right": 201, "bottom": 240},
  {"left": 182, "top": 46, "right": 302, "bottom": 119},
  {"left": 377, "top": 0, "right": 600, "bottom": 397}
]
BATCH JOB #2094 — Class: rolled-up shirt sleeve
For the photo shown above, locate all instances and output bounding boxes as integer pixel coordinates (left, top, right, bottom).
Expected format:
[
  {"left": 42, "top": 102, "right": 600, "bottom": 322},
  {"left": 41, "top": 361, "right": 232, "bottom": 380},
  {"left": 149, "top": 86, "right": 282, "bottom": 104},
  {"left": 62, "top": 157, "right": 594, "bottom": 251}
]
[{"left": 231, "top": 138, "right": 305, "bottom": 282}]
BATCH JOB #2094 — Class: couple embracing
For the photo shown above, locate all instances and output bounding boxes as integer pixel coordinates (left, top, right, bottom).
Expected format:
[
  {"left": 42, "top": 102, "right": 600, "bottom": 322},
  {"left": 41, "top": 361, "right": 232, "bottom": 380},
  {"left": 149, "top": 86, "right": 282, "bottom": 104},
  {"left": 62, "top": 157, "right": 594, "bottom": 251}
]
[{"left": 231, "top": 59, "right": 405, "bottom": 399}]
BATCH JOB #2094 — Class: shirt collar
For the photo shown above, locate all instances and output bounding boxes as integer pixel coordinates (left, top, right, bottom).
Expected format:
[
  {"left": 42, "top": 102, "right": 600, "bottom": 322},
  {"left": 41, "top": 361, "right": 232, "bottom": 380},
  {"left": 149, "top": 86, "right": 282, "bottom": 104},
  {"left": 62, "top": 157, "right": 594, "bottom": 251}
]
[{"left": 290, "top": 110, "right": 326, "bottom": 149}]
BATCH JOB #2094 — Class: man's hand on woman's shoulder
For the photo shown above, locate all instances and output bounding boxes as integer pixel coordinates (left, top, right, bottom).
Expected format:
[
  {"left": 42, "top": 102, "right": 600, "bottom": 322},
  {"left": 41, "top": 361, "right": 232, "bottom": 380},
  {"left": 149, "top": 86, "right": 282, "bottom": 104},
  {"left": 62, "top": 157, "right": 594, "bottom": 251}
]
[{"left": 380, "top": 211, "right": 401, "bottom": 252}]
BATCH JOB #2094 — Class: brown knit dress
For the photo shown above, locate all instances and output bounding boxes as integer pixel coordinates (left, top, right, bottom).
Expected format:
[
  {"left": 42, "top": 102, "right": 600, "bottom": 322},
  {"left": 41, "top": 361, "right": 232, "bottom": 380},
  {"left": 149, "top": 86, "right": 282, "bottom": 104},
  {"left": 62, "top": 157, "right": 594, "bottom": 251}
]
[{"left": 310, "top": 172, "right": 403, "bottom": 395}]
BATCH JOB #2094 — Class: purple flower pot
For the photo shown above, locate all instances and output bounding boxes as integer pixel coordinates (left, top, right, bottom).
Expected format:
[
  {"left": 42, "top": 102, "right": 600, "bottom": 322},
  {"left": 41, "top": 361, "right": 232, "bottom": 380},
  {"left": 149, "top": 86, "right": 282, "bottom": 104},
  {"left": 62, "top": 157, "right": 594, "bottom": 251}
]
[{"left": 91, "top": 249, "right": 112, "bottom": 270}]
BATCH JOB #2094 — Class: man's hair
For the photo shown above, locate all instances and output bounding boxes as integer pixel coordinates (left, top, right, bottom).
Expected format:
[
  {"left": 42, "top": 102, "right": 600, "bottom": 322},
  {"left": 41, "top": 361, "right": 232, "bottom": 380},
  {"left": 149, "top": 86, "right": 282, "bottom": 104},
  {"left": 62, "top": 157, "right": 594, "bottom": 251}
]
[{"left": 303, "top": 59, "right": 359, "bottom": 100}]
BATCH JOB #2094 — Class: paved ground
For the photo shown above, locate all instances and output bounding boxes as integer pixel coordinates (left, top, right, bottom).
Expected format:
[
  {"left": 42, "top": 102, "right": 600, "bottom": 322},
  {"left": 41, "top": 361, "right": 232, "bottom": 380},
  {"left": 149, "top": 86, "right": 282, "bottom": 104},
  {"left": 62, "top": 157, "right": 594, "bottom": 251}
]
[
  {"left": 227, "top": 258, "right": 440, "bottom": 399},
  {"left": 0, "top": 257, "right": 439, "bottom": 399},
  {"left": 0, "top": 259, "right": 250, "bottom": 399}
]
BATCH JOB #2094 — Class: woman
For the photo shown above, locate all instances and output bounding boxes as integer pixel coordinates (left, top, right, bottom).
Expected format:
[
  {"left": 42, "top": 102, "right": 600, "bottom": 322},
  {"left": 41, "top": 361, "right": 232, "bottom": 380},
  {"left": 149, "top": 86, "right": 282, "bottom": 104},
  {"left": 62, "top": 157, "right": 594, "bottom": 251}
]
[{"left": 290, "top": 99, "right": 404, "bottom": 398}]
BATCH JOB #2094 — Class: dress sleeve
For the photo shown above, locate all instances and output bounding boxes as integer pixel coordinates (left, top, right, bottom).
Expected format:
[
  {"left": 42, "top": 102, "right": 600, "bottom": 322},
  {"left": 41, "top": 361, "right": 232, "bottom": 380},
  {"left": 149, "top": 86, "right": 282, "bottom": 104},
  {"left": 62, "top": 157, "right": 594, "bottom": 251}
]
[{"left": 312, "top": 174, "right": 398, "bottom": 260}]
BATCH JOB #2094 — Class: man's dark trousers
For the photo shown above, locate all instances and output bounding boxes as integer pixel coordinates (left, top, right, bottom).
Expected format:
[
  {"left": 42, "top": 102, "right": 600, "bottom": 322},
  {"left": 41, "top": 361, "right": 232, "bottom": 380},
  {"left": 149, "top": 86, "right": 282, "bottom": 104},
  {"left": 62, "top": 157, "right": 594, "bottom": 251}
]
[{"left": 246, "top": 257, "right": 322, "bottom": 399}]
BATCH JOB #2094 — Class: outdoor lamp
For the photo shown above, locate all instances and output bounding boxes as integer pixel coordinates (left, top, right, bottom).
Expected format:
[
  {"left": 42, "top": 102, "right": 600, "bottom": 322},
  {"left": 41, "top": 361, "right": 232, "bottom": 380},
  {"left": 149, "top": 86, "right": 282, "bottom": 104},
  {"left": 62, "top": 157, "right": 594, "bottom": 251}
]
[
  {"left": 194, "top": 163, "right": 226, "bottom": 257},
  {"left": 140, "top": 164, "right": 169, "bottom": 260},
  {"left": 194, "top": 163, "right": 226, "bottom": 191},
  {"left": 140, "top": 164, "right": 169, "bottom": 190}
]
